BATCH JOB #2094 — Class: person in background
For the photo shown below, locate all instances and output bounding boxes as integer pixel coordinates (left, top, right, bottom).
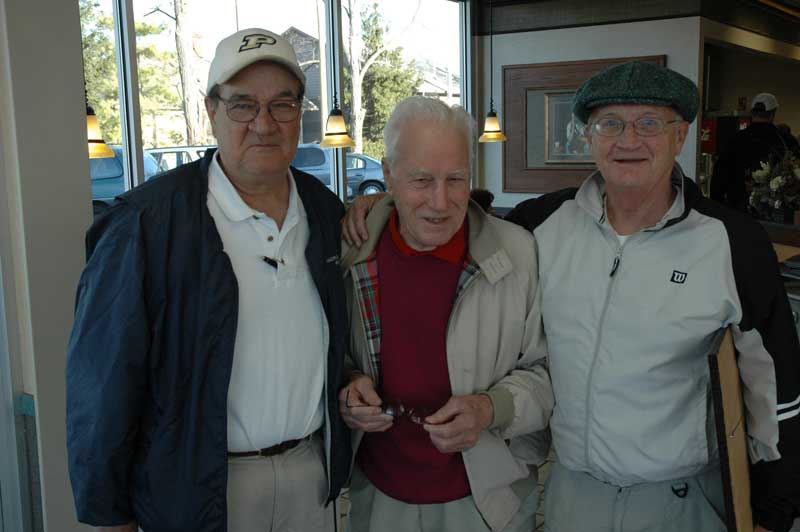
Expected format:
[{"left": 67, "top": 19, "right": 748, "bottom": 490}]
[
  {"left": 339, "top": 96, "right": 553, "bottom": 532},
  {"left": 711, "top": 92, "right": 800, "bottom": 212},
  {"left": 470, "top": 188, "right": 495, "bottom": 214},
  {"left": 66, "top": 28, "right": 350, "bottom": 532}
]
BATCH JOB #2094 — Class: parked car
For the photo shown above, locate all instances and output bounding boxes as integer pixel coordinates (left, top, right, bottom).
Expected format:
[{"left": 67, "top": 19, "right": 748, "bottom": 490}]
[
  {"left": 346, "top": 153, "right": 386, "bottom": 195},
  {"left": 146, "top": 145, "right": 214, "bottom": 172},
  {"left": 291, "top": 143, "right": 384, "bottom": 198},
  {"left": 90, "top": 145, "right": 160, "bottom": 202}
]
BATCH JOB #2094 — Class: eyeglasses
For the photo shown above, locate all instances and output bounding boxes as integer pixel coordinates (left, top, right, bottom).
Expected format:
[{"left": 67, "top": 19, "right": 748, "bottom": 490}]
[
  {"left": 589, "top": 117, "right": 683, "bottom": 137},
  {"left": 216, "top": 97, "right": 301, "bottom": 123},
  {"left": 345, "top": 390, "right": 433, "bottom": 425}
]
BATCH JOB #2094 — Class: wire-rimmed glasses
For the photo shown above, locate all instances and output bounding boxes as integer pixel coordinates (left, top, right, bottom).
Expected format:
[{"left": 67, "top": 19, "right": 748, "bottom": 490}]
[
  {"left": 216, "top": 96, "right": 301, "bottom": 123},
  {"left": 589, "top": 116, "right": 683, "bottom": 137}
]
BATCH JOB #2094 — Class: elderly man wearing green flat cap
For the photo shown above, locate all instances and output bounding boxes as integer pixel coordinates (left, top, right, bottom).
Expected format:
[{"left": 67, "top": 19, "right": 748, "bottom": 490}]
[
  {"left": 341, "top": 60, "right": 800, "bottom": 532},
  {"left": 503, "top": 61, "right": 800, "bottom": 532}
]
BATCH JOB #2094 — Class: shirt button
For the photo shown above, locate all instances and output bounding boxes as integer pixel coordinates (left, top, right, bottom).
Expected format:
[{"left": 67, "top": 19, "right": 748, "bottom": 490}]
[{"left": 267, "top": 235, "right": 274, "bottom": 242}]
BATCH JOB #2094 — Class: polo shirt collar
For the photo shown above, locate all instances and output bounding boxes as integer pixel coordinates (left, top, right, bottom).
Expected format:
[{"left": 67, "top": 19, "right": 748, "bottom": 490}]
[{"left": 208, "top": 151, "right": 304, "bottom": 223}]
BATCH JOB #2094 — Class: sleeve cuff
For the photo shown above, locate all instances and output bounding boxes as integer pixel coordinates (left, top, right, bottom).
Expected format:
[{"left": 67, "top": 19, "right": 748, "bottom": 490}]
[{"left": 481, "top": 388, "right": 514, "bottom": 430}]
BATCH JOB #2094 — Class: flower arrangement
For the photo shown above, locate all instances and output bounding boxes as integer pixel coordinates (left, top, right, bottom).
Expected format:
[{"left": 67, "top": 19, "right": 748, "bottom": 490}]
[{"left": 749, "top": 153, "right": 800, "bottom": 222}]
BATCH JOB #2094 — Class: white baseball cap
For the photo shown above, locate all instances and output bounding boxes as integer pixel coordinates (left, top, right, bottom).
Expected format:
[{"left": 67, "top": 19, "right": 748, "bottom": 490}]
[
  {"left": 751, "top": 93, "right": 779, "bottom": 112},
  {"left": 206, "top": 28, "right": 305, "bottom": 93}
]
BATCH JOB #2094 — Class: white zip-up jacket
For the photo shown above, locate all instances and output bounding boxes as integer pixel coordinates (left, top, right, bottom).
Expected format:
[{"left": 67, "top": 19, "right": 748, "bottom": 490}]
[{"left": 507, "top": 167, "right": 800, "bottom": 532}]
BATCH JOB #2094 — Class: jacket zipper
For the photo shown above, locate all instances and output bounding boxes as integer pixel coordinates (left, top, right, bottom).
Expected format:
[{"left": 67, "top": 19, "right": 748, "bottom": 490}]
[{"left": 583, "top": 243, "right": 624, "bottom": 470}]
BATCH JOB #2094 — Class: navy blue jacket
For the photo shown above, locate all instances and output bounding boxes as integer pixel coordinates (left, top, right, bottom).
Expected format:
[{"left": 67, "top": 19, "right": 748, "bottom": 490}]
[{"left": 66, "top": 150, "right": 351, "bottom": 531}]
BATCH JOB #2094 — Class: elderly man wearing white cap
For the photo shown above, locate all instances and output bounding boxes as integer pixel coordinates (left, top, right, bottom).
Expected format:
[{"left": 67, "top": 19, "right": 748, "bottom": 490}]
[
  {"left": 711, "top": 92, "right": 800, "bottom": 213},
  {"left": 66, "top": 28, "right": 351, "bottom": 532}
]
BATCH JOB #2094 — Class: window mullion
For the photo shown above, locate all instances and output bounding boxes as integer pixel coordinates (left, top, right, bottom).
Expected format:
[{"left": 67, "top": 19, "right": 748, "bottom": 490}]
[
  {"left": 326, "top": 0, "right": 348, "bottom": 203},
  {"left": 113, "top": 0, "right": 145, "bottom": 191}
]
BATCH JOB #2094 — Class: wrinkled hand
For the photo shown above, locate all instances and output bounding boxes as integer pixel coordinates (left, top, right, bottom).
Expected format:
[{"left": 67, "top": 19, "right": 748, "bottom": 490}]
[
  {"left": 98, "top": 523, "right": 137, "bottom": 532},
  {"left": 342, "top": 193, "right": 386, "bottom": 247},
  {"left": 339, "top": 374, "right": 393, "bottom": 432},
  {"left": 423, "top": 394, "right": 494, "bottom": 454}
]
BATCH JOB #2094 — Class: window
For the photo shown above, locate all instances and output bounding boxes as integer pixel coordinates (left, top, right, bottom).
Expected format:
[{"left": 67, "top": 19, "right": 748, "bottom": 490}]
[
  {"left": 131, "top": 0, "right": 329, "bottom": 145},
  {"left": 80, "top": 0, "right": 129, "bottom": 202},
  {"left": 81, "top": 0, "right": 469, "bottom": 202},
  {"left": 340, "top": 0, "right": 462, "bottom": 196},
  {"left": 347, "top": 155, "right": 365, "bottom": 169},
  {"left": 294, "top": 145, "right": 328, "bottom": 167}
]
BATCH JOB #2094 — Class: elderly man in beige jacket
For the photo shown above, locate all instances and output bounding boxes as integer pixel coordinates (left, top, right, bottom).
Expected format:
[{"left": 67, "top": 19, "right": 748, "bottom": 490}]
[{"left": 338, "top": 96, "right": 553, "bottom": 532}]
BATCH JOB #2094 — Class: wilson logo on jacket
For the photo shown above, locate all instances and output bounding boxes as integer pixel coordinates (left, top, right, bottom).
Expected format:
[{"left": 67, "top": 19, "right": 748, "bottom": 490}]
[{"left": 671, "top": 270, "right": 687, "bottom": 284}]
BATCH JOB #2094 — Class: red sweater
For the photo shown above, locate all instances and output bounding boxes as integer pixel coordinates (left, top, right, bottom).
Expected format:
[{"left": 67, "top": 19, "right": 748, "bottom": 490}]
[{"left": 358, "top": 212, "right": 471, "bottom": 503}]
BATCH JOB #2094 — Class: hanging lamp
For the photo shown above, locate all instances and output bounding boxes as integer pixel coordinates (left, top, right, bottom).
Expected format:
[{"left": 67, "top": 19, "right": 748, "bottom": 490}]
[
  {"left": 320, "top": 23, "right": 354, "bottom": 149},
  {"left": 87, "top": 103, "right": 114, "bottom": 158},
  {"left": 320, "top": 96, "right": 355, "bottom": 148},
  {"left": 478, "top": 0, "right": 507, "bottom": 143}
]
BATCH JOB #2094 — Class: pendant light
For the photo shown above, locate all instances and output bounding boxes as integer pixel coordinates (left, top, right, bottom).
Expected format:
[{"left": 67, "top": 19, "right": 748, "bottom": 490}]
[
  {"left": 320, "top": 18, "right": 354, "bottom": 149},
  {"left": 479, "top": 0, "right": 507, "bottom": 143},
  {"left": 87, "top": 102, "right": 114, "bottom": 158}
]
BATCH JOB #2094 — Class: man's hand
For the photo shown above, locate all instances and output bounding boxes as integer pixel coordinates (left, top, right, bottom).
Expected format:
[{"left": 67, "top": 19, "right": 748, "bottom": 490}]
[
  {"left": 98, "top": 523, "right": 137, "bottom": 532},
  {"left": 754, "top": 526, "right": 772, "bottom": 532},
  {"left": 423, "top": 394, "right": 494, "bottom": 453},
  {"left": 339, "top": 374, "right": 393, "bottom": 432},
  {"left": 342, "top": 193, "right": 386, "bottom": 247}
]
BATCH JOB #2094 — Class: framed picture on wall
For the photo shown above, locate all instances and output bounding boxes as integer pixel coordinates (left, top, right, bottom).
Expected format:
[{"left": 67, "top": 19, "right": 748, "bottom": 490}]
[
  {"left": 502, "top": 55, "right": 666, "bottom": 194},
  {"left": 544, "top": 92, "right": 593, "bottom": 164}
]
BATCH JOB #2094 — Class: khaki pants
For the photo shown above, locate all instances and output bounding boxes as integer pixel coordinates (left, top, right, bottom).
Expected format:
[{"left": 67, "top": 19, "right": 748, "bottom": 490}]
[
  {"left": 227, "top": 434, "right": 334, "bottom": 532},
  {"left": 348, "top": 464, "right": 539, "bottom": 532},
  {"left": 543, "top": 461, "right": 726, "bottom": 532}
]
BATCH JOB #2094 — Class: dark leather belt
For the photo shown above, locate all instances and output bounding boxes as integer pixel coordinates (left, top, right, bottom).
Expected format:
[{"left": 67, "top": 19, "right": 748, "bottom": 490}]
[{"left": 228, "top": 437, "right": 305, "bottom": 458}]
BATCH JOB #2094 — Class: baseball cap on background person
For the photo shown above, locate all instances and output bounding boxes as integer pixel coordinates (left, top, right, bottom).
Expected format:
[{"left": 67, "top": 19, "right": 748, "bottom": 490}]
[
  {"left": 751, "top": 93, "right": 778, "bottom": 112},
  {"left": 206, "top": 28, "right": 306, "bottom": 93}
]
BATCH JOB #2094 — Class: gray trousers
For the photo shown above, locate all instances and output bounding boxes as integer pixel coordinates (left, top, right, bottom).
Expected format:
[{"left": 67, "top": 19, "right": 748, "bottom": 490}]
[
  {"left": 226, "top": 433, "right": 334, "bottom": 532},
  {"left": 348, "top": 463, "right": 540, "bottom": 532},
  {"left": 543, "top": 461, "right": 726, "bottom": 532}
]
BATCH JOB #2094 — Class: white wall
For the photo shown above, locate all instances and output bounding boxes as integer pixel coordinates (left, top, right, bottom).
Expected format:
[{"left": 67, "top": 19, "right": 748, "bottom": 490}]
[
  {"left": 477, "top": 17, "right": 703, "bottom": 208},
  {"left": 0, "top": 0, "right": 92, "bottom": 529}
]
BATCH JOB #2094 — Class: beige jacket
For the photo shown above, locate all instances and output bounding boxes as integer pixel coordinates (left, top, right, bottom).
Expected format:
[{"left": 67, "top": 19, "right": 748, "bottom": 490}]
[{"left": 342, "top": 197, "right": 553, "bottom": 531}]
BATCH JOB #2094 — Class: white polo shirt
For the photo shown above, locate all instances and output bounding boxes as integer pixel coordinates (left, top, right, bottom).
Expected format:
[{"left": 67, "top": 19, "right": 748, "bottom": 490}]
[{"left": 207, "top": 154, "right": 327, "bottom": 452}]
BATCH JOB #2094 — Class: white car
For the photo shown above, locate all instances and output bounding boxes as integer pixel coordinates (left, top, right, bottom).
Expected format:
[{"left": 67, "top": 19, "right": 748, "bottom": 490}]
[{"left": 146, "top": 146, "right": 213, "bottom": 172}]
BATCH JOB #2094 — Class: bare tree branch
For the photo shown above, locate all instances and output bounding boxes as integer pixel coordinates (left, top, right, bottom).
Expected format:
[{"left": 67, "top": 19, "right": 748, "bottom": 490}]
[{"left": 144, "top": 6, "right": 176, "bottom": 21}]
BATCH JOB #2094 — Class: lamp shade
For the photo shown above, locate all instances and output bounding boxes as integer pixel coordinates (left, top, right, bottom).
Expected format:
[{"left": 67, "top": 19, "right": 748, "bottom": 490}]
[
  {"left": 320, "top": 107, "right": 355, "bottom": 148},
  {"left": 478, "top": 111, "right": 507, "bottom": 143},
  {"left": 87, "top": 107, "right": 114, "bottom": 158}
]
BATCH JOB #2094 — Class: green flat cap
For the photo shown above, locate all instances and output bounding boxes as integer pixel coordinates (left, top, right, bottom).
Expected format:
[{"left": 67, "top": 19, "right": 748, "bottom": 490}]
[{"left": 572, "top": 61, "right": 699, "bottom": 124}]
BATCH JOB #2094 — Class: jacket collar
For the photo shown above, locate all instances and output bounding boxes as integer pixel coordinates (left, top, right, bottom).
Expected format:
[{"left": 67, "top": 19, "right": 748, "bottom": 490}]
[
  {"left": 575, "top": 163, "right": 695, "bottom": 232},
  {"left": 342, "top": 196, "right": 513, "bottom": 284}
]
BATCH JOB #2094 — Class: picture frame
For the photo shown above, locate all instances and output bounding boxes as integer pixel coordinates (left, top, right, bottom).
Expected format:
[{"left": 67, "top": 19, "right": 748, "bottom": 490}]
[{"left": 544, "top": 92, "right": 593, "bottom": 164}]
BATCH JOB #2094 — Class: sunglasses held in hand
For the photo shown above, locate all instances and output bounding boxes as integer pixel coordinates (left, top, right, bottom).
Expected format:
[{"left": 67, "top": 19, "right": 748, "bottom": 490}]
[{"left": 346, "top": 390, "right": 434, "bottom": 425}]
